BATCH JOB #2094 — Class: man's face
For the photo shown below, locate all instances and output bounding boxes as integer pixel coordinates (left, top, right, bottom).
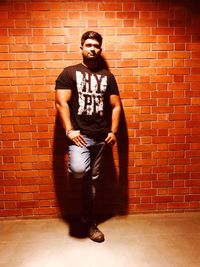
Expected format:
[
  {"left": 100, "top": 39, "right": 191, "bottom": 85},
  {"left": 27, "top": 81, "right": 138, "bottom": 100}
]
[{"left": 81, "top": 38, "right": 102, "bottom": 60}]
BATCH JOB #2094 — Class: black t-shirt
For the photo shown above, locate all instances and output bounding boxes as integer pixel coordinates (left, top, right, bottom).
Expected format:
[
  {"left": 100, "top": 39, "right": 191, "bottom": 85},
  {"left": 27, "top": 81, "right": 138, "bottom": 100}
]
[{"left": 55, "top": 63, "right": 119, "bottom": 138}]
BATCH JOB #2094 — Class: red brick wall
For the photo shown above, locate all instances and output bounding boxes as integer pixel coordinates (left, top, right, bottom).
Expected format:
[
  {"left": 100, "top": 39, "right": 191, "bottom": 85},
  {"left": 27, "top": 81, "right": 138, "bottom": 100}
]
[{"left": 0, "top": 0, "right": 200, "bottom": 218}]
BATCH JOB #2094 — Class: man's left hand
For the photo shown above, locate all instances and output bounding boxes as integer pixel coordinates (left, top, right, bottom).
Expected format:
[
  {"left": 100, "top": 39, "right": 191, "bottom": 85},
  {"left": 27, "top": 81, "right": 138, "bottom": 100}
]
[{"left": 105, "top": 132, "right": 117, "bottom": 145}]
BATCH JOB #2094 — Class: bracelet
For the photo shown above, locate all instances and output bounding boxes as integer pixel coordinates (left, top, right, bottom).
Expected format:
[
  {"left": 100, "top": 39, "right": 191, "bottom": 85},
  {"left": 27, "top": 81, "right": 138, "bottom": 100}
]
[{"left": 66, "top": 129, "right": 73, "bottom": 136}]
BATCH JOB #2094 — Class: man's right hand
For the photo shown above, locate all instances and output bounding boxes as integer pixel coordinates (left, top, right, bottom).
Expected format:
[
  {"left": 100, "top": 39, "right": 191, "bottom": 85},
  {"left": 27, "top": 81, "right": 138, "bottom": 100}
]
[{"left": 67, "top": 130, "right": 87, "bottom": 147}]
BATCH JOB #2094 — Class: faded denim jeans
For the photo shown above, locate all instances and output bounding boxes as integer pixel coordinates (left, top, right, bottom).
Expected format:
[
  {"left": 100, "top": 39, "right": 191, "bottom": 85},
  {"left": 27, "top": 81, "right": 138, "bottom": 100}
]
[{"left": 68, "top": 135, "right": 107, "bottom": 220}]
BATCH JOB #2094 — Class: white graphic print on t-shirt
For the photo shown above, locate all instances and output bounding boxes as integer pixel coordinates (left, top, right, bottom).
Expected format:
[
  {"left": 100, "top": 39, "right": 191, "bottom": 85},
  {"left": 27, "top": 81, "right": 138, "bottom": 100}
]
[{"left": 76, "top": 71, "right": 107, "bottom": 116}]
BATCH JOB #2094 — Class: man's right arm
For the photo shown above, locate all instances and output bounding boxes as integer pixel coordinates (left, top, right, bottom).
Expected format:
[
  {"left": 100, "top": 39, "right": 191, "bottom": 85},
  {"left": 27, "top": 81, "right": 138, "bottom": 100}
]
[
  {"left": 55, "top": 89, "right": 86, "bottom": 147},
  {"left": 55, "top": 89, "right": 73, "bottom": 133}
]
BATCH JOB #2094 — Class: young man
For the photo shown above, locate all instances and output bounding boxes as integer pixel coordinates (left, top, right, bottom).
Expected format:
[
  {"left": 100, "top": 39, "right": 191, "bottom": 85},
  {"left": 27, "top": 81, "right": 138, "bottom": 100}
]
[{"left": 55, "top": 31, "right": 121, "bottom": 242}]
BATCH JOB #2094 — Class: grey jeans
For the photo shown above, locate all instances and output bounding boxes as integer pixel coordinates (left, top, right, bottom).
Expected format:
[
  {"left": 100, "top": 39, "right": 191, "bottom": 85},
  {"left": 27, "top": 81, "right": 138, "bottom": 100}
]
[{"left": 68, "top": 135, "right": 107, "bottom": 220}]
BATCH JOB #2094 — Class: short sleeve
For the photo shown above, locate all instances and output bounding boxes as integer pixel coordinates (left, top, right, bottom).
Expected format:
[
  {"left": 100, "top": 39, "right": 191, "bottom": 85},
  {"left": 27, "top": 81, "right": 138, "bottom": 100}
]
[
  {"left": 108, "top": 73, "right": 119, "bottom": 96},
  {"left": 55, "top": 67, "right": 73, "bottom": 90}
]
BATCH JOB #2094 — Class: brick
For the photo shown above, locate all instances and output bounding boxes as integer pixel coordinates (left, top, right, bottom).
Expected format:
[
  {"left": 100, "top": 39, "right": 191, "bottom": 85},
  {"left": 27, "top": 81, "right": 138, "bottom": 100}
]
[
  {"left": 34, "top": 208, "right": 57, "bottom": 215},
  {"left": 151, "top": 91, "right": 173, "bottom": 98},
  {"left": 153, "top": 180, "right": 173, "bottom": 188},
  {"left": 169, "top": 68, "right": 190, "bottom": 75},
  {"left": 151, "top": 76, "right": 173, "bottom": 83},
  {"left": 185, "top": 195, "right": 200, "bottom": 201},
  {"left": 169, "top": 98, "right": 190, "bottom": 105},
  {"left": 1, "top": 209, "right": 22, "bottom": 217},
  {"left": 169, "top": 114, "right": 190, "bottom": 121},
  {"left": 135, "top": 203, "right": 157, "bottom": 211},
  {"left": 152, "top": 196, "right": 173, "bottom": 203},
  {"left": 134, "top": 159, "right": 157, "bottom": 166},
  {"left": 99, "top": 3, "right": 122, "bottom": 11},
  {"left": 169, "top": 36, "right": 191, "bottom": 43},
  {"left": 135, "top": 3, "right": 157, "bottom": 11},
  {"left": 17, "top": 186, "right": 39, "bottom": 193},
  {"left": 153, "top": 151, "right": 173, "bottom": 159},
  {"left": 186, "top": 106, "right": 200, "bottom": 113},
  {"left": 187, "top": 43, "right": 200, "bottom": 51},
  {"left": 129, "top": 51, "right": 155, "bottom": 59},
  {"left": 117, "top": 27, "right": 138, "bottom": 35},
  {"left": 169, "top": 52, "right": 190, "bottom": 59},
  {"left": 153, "top": 166, "right": 173, "bottom": 173},
  {"left": 135, "top": 99, "right": 157, "bottom": 106},
  {"left": 9, "top": 29, "right": 32, "bottom": 36},
  {"left": 117, "top": 12, "right": 137, "bottom": 19},
  {"left": 135, "top": 19, "right": 157, "bottom": 27},
  {"left": 185, "top": 60, "right": 200, "bottom": 67},
  {"left": 152, "top": 28, "right": 173, "bottom": 35},
  {"left": 156, "top": 36, "right": 169, "bottom": 43},
  {"left": 152, "top": 121, "right": 174, "bottom": 129}
]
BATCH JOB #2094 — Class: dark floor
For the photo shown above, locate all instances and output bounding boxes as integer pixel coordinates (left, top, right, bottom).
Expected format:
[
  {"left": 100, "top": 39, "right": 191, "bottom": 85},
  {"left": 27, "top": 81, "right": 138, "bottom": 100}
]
[{"left": 0, "top": 212, "right": 200, "bottom": 267}]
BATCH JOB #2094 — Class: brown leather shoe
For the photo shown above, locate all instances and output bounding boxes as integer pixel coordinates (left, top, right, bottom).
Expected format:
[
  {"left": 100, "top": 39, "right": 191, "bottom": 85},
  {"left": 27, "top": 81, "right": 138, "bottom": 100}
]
[{"left": 88, "top": 223, "right": 105, "bottom": 243}]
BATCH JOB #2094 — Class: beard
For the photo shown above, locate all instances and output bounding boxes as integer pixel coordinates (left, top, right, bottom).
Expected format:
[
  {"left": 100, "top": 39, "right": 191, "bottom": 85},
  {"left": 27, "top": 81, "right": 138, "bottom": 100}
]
[
  {"left": 82, "top": 55, "right": 107, "bottom": 71},
  {"left": 83, "top": 54, "right": 100, "bottom": 61}
]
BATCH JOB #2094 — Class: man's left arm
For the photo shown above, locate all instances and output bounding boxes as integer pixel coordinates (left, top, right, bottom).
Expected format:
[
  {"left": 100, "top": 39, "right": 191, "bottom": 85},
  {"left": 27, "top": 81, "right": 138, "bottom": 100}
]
[{"left": 105, "top": 94, "right": 122, "bottom": 145}]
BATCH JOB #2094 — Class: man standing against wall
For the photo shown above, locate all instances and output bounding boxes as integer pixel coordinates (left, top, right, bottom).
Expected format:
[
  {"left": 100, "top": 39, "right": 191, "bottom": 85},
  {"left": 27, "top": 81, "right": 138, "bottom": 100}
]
[{"left": 55, "top": 31, "right": 121, "bottom": 242}]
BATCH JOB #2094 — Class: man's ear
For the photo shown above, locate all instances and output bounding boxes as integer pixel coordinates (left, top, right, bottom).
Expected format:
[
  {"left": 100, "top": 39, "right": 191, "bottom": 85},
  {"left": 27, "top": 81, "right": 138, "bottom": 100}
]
[{"left": 80, "top": 46, "right": 83, "bottom": 50}]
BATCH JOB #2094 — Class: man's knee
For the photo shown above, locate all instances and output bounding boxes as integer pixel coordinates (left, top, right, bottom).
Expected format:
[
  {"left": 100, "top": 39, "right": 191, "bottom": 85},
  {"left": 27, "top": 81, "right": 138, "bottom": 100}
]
[
  {"left": 69, "top": 159, "right": 90, "bottom": 179},
  {"left": 69, "top": 164, "right": 90, "bottom": 179}
]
